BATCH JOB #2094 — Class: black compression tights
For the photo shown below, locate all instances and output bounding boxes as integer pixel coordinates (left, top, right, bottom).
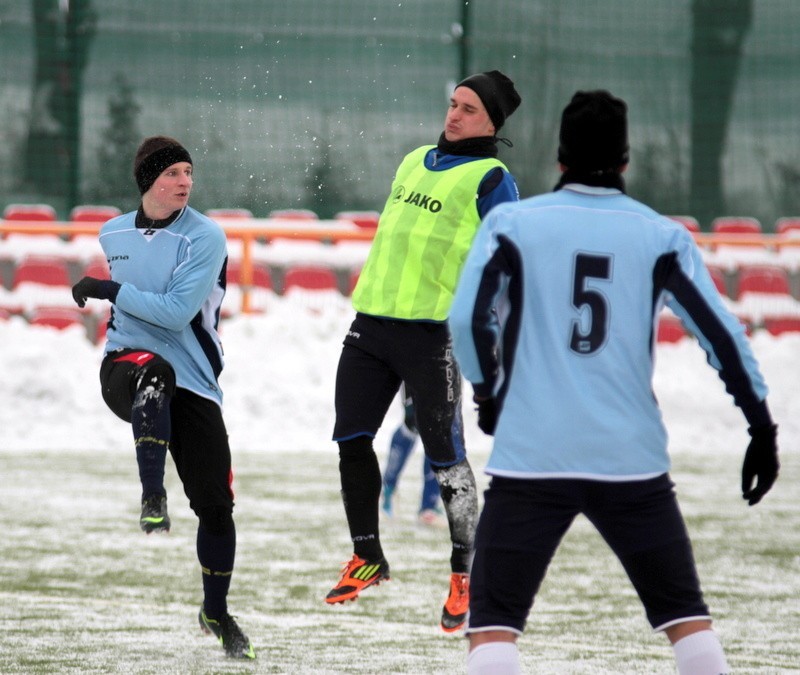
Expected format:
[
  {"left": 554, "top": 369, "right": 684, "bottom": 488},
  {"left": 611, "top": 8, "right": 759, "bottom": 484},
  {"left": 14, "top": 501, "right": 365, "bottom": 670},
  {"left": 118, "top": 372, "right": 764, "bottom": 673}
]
[{"left": 338, "top": 436, "right": 383, "bottom": 560}]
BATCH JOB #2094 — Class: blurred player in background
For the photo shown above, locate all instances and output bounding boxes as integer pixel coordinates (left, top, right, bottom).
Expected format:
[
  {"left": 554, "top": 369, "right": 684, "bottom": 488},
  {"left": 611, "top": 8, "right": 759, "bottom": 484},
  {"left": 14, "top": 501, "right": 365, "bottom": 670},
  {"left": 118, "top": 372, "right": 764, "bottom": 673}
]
[
  {"left": 326, "top": 70, "right": 521, "bottom": 633},
  {"left": 381, "top": 386, "right": 445, "bottom": 528},
  {"left": 450, "top": 90, "right": 779, "bottom": 674},
  {"left": 71, "top": 136, "right": 255, "bottom": 659}
]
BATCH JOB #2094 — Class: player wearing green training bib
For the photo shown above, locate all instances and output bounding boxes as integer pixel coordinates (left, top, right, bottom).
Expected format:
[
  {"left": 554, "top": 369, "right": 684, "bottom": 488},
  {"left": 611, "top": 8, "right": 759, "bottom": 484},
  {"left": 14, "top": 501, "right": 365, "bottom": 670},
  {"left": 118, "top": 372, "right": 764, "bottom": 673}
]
[
  {"left": 352, "top": 146, "right": 505, "bottom": 321},
  {"left": 325, "top": 71, "right": 522, "bottom": 635}
]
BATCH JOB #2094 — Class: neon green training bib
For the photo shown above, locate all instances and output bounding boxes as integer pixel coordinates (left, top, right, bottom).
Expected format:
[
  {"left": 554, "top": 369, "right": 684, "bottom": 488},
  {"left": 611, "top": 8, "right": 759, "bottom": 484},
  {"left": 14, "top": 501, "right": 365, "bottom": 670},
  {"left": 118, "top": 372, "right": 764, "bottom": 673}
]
[{"left": 353, "top": 145, "right": 506, "bottom": 321}]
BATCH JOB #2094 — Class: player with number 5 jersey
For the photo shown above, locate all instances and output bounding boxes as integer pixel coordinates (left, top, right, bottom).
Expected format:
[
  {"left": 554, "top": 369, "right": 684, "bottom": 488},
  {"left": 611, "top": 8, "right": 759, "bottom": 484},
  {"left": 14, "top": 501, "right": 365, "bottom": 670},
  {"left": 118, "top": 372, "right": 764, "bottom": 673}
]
[
  {"left": 452, "top": 177, "right": 769, "bottom": 479},
  {"left": 450, "top": 90, "right": 779, "bottom": 675}
]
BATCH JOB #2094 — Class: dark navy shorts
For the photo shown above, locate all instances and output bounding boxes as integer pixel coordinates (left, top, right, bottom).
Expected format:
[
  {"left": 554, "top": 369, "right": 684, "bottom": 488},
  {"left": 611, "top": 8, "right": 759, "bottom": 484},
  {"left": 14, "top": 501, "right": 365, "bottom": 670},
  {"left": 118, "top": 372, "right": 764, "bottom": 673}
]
[{"left": 468, "top": 474, "right": 710, "bottom": 634}]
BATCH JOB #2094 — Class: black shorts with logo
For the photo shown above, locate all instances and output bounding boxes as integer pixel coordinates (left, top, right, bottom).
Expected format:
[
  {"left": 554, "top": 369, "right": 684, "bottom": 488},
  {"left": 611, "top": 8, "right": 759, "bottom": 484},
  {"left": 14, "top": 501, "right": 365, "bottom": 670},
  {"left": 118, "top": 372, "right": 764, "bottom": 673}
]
[
  {"left": 468, "top": 474, "right": 710, "bottom": 634},
  {"left": 100, "top": 348, "right": 234, "bottom": 514}
]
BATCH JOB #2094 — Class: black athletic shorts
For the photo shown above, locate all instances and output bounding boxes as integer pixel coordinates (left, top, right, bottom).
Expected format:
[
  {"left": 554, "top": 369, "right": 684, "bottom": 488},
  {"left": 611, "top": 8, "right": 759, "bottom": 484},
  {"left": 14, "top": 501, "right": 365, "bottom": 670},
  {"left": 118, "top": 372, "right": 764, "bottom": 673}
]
[
  {"left": 468, "top": 474, "right": 710, "bottom": 634},
  {"left": 100, "top": 349, "right": 234, "bottom": 514},
  {"left": 332, "top": 313, "right": 466, "bottom": 466}
]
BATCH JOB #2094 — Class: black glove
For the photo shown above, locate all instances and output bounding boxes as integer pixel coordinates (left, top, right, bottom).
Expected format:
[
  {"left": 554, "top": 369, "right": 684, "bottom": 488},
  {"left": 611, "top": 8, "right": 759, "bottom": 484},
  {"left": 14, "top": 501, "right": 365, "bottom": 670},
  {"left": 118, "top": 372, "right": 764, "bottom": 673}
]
[
  {"left": 741, "top": 424, "right": 779, "bottom": 506},
  {"left": 71, "top": 276, "right": 121, "bottom": 308},
  {"left": 474, "top": 397, "right": 498, "bottom": 436}
]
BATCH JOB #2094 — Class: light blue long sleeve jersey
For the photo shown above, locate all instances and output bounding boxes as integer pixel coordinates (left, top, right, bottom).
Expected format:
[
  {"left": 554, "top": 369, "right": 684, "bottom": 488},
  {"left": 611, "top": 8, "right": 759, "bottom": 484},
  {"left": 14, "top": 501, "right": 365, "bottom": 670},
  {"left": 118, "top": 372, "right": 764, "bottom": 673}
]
[
  {"left": 100, "top": 206, "right": 228, "bottom": 406},
  {"left": 449, "top": 184, "right": 770, "bottom": 480}
]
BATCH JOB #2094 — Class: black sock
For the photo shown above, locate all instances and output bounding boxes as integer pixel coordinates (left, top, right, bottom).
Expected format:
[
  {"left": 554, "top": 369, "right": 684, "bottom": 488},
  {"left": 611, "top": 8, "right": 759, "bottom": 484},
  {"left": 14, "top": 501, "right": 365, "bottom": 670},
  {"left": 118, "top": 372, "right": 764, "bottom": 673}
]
[
  {"left": 339, "top": 436, "right": 383, "bottom": 560},
  {"left": 135, "top": 441, "right": 168, "bottom": 499},
  {"left": 197, "top": 523, "right": 236, "bottom": 618}
]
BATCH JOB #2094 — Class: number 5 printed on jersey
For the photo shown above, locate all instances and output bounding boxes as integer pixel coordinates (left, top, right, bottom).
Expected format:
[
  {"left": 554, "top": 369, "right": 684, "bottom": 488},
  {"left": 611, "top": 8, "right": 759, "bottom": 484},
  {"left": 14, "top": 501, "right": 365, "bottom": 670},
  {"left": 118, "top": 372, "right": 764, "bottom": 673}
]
[{"left": 570, "top": 252, "right": 612, "bottom": 355}]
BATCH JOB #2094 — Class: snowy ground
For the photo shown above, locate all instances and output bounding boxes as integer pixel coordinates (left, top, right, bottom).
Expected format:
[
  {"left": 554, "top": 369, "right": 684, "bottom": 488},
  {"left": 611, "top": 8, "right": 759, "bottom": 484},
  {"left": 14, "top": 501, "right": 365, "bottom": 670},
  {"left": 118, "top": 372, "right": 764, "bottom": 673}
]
[{"left": 1, "top": 290, "right": 798, "bottom": 673}]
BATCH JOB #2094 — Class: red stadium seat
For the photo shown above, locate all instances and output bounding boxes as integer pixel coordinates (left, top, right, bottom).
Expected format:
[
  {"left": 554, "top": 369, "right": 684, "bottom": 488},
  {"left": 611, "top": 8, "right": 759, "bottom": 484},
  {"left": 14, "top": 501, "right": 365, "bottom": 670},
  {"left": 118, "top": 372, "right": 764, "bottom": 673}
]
[
  {"left": 283, "top": 265, "right": 338, "bottom": 292},
  {"left": 226, "top": 260, "right": 273, "bottom": 289},
  {"left": 3, "top": 203, "right": 57, "bottom": 222},
  {"left": 93, "top": 309, "right": 111, "bottom": 343},
  {"left": 763, "top": 316, "right": 800, "bottom": 336},
  {"left": 69, "top": 205, "right": 122, "bottom": 223},
  {"left": 348, "top": 268, "right": 361, "bottom": 295},
  {"left": 12, "top": 255, "right": 72, "bottom": 288},
  {"left": 667, "top": 215, "right": 700, "bottom": 232},
  {"left": 28, "top": 306, "right": 85, "bottom": 331},
  {"left": 0, "top": 255, "right": 12, "bottom": 289},
  {"left": 82, "top": 256, "right": 111, "bottom": 280},
  {"left": 656, "top": 315, "right": 686, "bottom": 343},
  {"left": 268, "top": 208, "right": 318, "bottom": 220},
  {"left": 205, "top": 208, "right": 254, "bottom": 219},
  {"left": 735, "top": 264, "right": 791, "bottom": 299},
  {"left": 705, "top": 264, "right": 729, "bottom": 297},
  {"left": 95, "top": 319, "right": 109, "bottom": 343},
  {"left": 711, "top": 216, "right": 762, "bottom": 234},
  {"left": 335, "top": 210, "right": 380, "bottom": 229},
  {"left": 0, "top": 302, "right": 24, "bottom": 316},
  {"left": 775, "top": 217, "right": 800, "bottom": 235}
]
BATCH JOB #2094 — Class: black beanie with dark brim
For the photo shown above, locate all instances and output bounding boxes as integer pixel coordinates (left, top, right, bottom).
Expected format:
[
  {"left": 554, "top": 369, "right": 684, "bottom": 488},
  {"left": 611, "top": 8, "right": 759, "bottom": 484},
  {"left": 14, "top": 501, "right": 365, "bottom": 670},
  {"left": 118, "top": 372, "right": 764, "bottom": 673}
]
[
  {"left": 557, "top": 90, "right": 629, "bottom": 172},
  {"left": 133, "top": 136, "right": 193, "bottom": 195},
  {"left": 456, "top": 70, "right": 521, "bottom": 132}
]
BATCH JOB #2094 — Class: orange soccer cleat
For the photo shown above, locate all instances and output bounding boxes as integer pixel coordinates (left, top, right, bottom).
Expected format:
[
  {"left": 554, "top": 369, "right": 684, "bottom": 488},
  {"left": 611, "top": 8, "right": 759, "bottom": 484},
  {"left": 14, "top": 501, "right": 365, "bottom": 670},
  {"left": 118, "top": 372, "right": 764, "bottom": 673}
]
[
  {"left": 441, "top": 572, "right": 469, "bottom": 632},
  {"left": 325, "top": 554, "right": 391, "bottom": 604}
]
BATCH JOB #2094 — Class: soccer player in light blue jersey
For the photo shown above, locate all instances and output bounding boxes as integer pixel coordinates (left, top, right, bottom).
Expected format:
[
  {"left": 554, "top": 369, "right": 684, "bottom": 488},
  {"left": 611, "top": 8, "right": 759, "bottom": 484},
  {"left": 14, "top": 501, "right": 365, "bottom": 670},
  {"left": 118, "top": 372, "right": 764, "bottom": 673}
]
[
  {"left": 71, "top": 136, "right": 254, "bottom": 659},
  {"left": 450, "top": 91, "right": 779, "bottom": 674}
]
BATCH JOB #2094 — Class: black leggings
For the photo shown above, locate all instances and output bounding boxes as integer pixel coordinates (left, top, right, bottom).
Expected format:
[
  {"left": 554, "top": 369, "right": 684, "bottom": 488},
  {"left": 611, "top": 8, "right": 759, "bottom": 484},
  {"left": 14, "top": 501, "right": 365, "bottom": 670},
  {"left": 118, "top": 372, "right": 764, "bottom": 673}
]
[{"left": 333, "top": 313, "right": 466, "bottom": 466}]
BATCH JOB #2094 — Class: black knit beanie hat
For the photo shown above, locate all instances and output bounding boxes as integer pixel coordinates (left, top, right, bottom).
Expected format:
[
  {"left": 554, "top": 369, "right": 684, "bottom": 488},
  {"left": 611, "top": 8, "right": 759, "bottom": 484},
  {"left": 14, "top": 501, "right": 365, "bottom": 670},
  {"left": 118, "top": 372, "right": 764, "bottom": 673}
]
[
  {"left": 557, "top": 90, "right": 629, "bottom": 171},
  {"left": 133, "top": 136, "right": 193, "bottom": 195},
  {"left": 456, "top": 70, "right": 521, "bottom": 132}
]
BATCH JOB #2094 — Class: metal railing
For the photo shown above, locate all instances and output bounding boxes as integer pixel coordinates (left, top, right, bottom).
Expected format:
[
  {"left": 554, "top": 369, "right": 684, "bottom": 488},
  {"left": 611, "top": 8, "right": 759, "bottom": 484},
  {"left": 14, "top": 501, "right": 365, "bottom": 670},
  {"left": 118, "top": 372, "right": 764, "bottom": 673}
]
[{"left": 1, "top": 221, "right": 799, "bottom": 314}]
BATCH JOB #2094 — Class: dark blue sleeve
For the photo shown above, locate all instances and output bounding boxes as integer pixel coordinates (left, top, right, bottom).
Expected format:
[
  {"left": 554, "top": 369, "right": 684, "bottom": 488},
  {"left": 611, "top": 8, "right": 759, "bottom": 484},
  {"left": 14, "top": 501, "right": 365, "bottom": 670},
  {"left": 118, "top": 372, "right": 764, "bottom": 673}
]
[
  {"left": 656, "top": 248, "right": 772, "bottom": 428},
  {"left": 477, "top": 168, "right": 519, "bottom": 219}
]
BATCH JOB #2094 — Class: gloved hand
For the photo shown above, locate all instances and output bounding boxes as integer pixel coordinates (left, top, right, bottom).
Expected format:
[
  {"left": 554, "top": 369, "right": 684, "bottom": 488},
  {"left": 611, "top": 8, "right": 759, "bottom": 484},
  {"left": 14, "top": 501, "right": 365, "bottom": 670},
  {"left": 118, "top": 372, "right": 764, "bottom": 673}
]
[
  {"left": 474, "top": 396, "right": 498, "bottom": 436},
  {"left": 741, "top": 424, "right": 779, "bottom": 506},
  {"left": 71, "top": 276, "right": 121, "bottom": 308}
]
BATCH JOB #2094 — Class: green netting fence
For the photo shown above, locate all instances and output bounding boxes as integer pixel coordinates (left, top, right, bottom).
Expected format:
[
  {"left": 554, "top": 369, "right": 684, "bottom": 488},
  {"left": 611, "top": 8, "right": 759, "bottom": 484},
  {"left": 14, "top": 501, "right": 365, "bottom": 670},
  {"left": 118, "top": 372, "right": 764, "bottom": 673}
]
[{"left": 1, "top": 0, "right": 799, "bottom": 230}]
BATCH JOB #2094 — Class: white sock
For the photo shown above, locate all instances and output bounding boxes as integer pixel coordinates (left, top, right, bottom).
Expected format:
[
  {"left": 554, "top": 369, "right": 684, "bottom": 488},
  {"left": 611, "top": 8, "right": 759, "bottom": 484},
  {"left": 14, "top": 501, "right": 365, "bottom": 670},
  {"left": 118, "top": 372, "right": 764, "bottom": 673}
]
[
  {"left": 673, "top": 630, "right": 730, "bottom": 675},
  {"left": 467, "top": 642, "right": 521, "bottom": 675}
]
